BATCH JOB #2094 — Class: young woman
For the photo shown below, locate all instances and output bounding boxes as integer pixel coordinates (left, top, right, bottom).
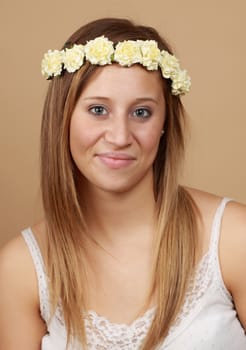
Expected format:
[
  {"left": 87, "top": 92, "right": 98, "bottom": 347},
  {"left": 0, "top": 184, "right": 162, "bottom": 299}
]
[{"left": 0, "top": 18, "right": 245, "bottom": 350}]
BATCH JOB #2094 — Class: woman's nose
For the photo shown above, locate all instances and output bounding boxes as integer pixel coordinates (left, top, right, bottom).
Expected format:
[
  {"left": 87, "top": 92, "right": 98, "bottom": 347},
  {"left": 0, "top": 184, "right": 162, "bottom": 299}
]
[{"left": 104, "top": 115, "right": 132, "bottom": 147}]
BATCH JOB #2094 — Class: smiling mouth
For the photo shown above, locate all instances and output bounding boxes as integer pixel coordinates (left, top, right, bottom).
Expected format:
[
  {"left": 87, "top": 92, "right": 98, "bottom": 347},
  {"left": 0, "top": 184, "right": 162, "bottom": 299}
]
[{"left": 96, "top": 153, "right": 136, "bottom": 169}]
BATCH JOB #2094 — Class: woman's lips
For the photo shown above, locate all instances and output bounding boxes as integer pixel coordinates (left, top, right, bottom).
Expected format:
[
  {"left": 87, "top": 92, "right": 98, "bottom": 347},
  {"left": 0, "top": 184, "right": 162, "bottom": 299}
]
[{"left": 96, "top": 153, "right": 136, "bottom": 169}]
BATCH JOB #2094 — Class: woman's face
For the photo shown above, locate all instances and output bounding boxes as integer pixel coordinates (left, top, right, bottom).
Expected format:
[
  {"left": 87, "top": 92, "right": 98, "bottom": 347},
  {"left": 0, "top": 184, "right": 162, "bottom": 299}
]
[{"left": 70, "top": 64, "right": 165, "bottom": 194}]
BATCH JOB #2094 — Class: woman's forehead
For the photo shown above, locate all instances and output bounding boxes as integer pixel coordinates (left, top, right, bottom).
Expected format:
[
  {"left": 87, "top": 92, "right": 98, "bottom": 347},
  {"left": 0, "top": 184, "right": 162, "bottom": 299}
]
[{"left": 80, "top": 64, "right": 164, "bottom": 100}]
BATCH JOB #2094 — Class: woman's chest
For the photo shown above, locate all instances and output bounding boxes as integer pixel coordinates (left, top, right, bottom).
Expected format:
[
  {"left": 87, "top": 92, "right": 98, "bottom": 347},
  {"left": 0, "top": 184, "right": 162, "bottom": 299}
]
[{"left": 85, "top": 256, "right": 154, "bottom": 325}]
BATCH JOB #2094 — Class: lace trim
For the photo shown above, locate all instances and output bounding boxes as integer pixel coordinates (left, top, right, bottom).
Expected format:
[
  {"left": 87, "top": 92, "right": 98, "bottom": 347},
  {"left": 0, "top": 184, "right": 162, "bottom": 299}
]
[
  {"left": 80, "top": 252, "right": 210, "bottom": 349},
  {"left": 53, "top": 250, "right": 218, "bottom": 349},
  {"left": 84, "top": 307, "right": 155, "bottom": 349},
  {"left": 22, "top": 197, "right": 232, "bottom": 349}
]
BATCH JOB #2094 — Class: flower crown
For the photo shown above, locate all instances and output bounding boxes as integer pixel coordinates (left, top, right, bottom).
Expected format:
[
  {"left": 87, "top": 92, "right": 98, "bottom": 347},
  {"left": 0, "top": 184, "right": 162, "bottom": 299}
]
[{"left": 41, "top": 36, "right": 191, "bottom": 96}]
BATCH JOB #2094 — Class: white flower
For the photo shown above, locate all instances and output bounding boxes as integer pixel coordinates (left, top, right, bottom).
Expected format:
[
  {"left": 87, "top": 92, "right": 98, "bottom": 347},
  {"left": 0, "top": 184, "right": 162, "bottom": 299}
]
[
  {"left": 159, "top": 50, "right": 180, "bottom": 79},
  {"left": 41, "top": 50, "right": 63, "bottom": 79},
  {"left": 84, "top": 36, "right": 114, "bottom": 65},
  {"left": 62, "top": 45, "right": 85, "bottom": 73},
  {"left": 41, "top": 37, "right": 191, "bottom": 96},
  {"left": 171, "top": 69, "right": 191, "bottom": 95},
  {"left": 139, "top": 40, "right": 161, "bottom": 70},
  {"left": 114, "top": 41, "right": 142, "bottom": 66}
]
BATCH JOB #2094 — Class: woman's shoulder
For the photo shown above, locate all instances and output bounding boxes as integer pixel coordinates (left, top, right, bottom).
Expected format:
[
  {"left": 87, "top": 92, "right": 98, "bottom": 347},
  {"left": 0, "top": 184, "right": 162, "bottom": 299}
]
[
  {"left": 185, "top": 186, "right": 224, "bottom": 211},
  {"left": 0, "top": 232, "right": 37, "bottom": 295},
  {"left": 185, "top": 186, "right": 246, "bottom": 225},
  {"left": 185, "top": 187, "right": 226, "bottom": 240},
  {"left": 0, "top": 229, "right": 40, "bottom": 328},
  {"left": 185, "top": 186, "right": 246, "bottom": 259},
  {"left": 186, "top": 186, "right": 246, "bottom": 246},
  {"left": 0, "top": 219, "right": 47, "bottom": 293},
  {"left": 186, "top": 187, "right": 246, "bottom": 326},
  {"left": 0, "top": 232, "right": 32, "bottom": 277},
  {"left": 0, "top": 224, "right": 47, "bottom": 347}
]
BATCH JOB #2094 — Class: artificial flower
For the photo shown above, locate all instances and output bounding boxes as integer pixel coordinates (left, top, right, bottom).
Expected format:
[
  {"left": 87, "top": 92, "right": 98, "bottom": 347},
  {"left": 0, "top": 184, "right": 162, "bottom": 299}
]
[
  {"left": 171, "top": 69, "right": 191, "bottom": 95},
  {"left": 84, "top": 36, "right": 114, "bottom": 65},
  {"left": 139, "top": 40, "right": 161, "bottom": 70},
  {"left": 114, "top": 40, "right": 142, "bottom": 66},
  {"left": 159, "top": 50, "right": 180, "bottom": 79},
  {"left": 41, "top": 50, "right": 63, "bottom": 79},
  {"left": 63, "top": 45, "right": 85, "bottom": 73},
  {"left": 41, "top": 37, "right": 191, "bottom": 96}
]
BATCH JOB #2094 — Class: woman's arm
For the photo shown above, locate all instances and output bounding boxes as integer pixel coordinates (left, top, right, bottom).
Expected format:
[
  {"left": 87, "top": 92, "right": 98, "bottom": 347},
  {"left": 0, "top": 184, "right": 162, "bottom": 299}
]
[
  {"left": 221, "top": 201, "right": 246, "bottom": 330},
  {"left": 0, "top": 236, "right": 46, "bottom": 350}
]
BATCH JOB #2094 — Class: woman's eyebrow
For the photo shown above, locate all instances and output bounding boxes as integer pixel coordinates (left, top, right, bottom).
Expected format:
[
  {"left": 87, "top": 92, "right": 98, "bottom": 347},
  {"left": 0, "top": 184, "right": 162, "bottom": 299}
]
[
  {"left": 134, "top": 97, "right": 158, "bottom": 104},
  {"left": 82, "top": 96, "right": 159, "bottom": 104},
  {"left": 83, "top": 96, "right": 111, "bottom": 101}
]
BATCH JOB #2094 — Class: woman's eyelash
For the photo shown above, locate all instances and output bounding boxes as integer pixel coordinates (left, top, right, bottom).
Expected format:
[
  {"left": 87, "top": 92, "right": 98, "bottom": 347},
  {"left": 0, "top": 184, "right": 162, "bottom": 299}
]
[
  {"left": 89, "top": 105, "right": 107, "bottom": 115},
  {"left": 88, "top": 105, "right": 152, "bottom": 119},
  {"left": 132, "top": 107, "right": 152, "bottom": 119}
]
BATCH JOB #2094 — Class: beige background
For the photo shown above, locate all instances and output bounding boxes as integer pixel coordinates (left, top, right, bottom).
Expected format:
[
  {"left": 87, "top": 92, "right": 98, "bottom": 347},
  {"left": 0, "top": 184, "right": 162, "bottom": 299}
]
[{"left": 1, "top": 0, "right": 245, "bottom": 246}]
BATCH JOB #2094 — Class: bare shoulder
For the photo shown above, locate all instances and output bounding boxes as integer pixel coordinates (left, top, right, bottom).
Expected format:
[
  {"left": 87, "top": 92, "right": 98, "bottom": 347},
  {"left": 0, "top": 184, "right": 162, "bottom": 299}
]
[
  {"left": 0, "top": 227, "right": 47, "bottom": 349},
  {"left": 0, "top": 219, "right": 47, "bottom": 280},
  {"left": 185, "top": 186, "right": 246, "bottom": 256},
  {"left": 0, "top": 233, "right": 38, "bottom": 317},
  {"left": 184, "top": 187, "right": 224, "bottom": 249},
  {"left": 219, "top": 197, "right": 246, "bottom": 271},
  {"left": 185, "top": 186, "right": 223, "bottom": 213},
  {"left": 186, "top": 187, "right": 246, "bottom": 328},
  {"left": 185, "top": 187, "right": 246, "bottom": 328},
  {"left": 216, "top": 198, "right": 246, "bottom": 286},
  {"left": 0, "top": 233, "right": 35, "bottom": 288},
  {"left": 220, "top": 199, "right": 246, "bottom": 328},
  {"left": 221, "top": 197, "right": 246, "bottom": 231},
  {"left": 219, "top": 199, "right": 246, "bottom": 289}
]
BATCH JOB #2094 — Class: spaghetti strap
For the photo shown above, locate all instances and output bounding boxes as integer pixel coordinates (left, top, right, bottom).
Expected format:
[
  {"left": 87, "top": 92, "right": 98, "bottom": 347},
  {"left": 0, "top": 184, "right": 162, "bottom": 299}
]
[
  {"left": 209, "top": 197, "right": 232, "bottom": 254},
  {"left": 21, "top": 227, "right": 50, "bottom": 322},
  {"left": 208, "top": 197, "right": 233, "bottom": 300}
]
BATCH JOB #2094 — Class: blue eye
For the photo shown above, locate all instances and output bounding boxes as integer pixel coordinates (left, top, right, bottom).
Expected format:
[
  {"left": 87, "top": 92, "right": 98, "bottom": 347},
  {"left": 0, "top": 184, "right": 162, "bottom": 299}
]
[
  {"left": 89, "top": 105, "right": 107, "bottom": 116},
  {"left": 133, "top": 107, "right": 151, "bottom": 119}
]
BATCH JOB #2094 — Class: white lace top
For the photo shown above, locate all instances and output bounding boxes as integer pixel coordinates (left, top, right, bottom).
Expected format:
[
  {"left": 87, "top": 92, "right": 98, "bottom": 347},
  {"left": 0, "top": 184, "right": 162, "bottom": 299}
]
[{"left": 22, "top": 198, "right": 246, "bottom": 349}]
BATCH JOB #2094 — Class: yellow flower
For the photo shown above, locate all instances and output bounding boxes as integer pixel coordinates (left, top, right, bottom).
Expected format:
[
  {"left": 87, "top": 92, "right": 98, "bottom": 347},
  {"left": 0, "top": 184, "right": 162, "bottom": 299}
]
[
  {"left": 114, "top": 41, "right": 142, "bottom": 66},
  {"left": 41, "top": 37, "right": 191, "bottom": 96},
  {"left": 41, "top": 50, "right": 63, "bottom": 79},
  {"left": 85, "top": 36, "right": 114, "bottom": 65},
  {"left": 171, "top": 69, "right": 191, "bottom": 95},
  {"left": 63, "top": 45, "right": 85, "bottom": 73},
  {"left": 159, "top": 50, "right": 180, "bottom": 79},
  {"left": 139, "top": 40, "right": 161, "bottom": 70}
]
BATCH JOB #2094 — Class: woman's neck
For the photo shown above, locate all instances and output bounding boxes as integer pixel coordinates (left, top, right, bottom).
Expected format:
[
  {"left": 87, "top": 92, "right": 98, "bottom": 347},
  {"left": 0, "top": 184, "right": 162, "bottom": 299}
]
[{"left": 82, "top": 175, "right": 156, "bottom": 245}]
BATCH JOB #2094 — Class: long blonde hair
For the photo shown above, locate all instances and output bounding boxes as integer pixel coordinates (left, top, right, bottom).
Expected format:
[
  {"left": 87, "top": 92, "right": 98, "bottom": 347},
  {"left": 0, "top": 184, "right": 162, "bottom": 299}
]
[{"left": 40, "top": 18, "right": 199, "bottom": 349}]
